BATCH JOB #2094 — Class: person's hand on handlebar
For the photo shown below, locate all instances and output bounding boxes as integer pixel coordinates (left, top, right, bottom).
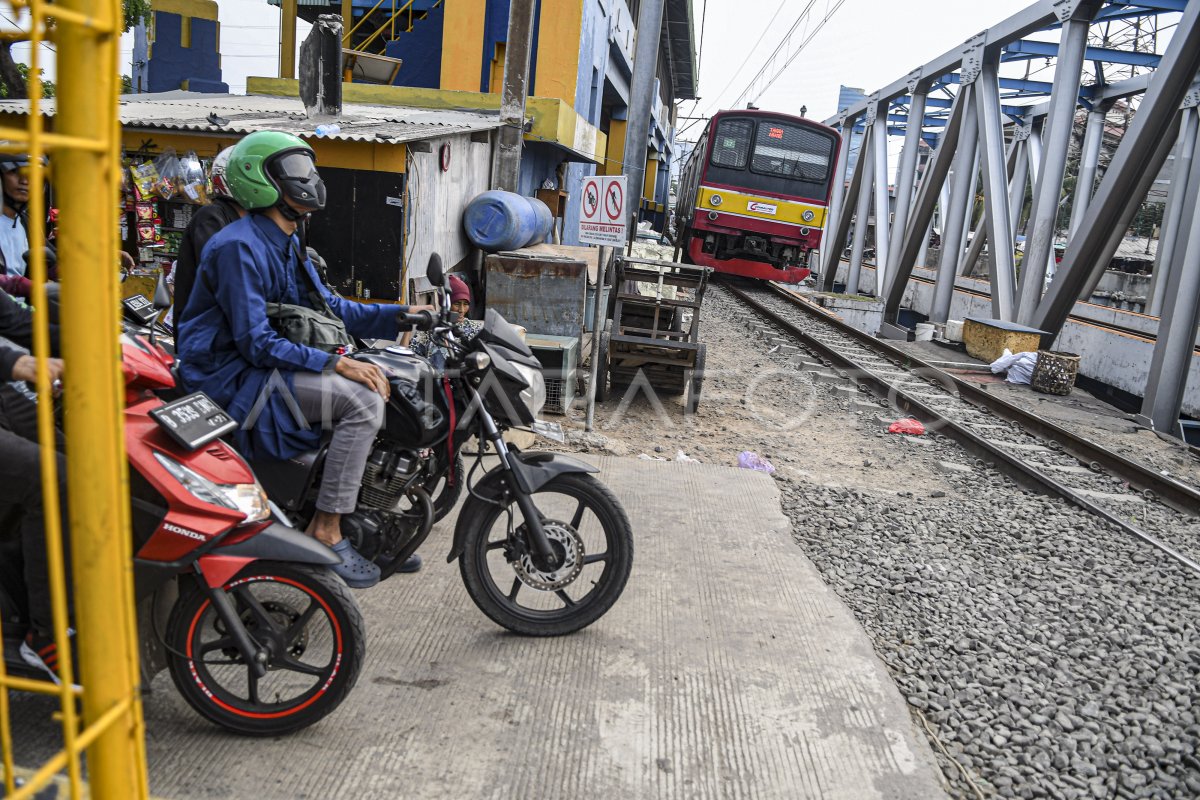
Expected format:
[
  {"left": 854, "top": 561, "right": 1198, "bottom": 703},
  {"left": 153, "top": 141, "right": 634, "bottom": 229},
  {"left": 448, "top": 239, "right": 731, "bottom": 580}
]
[
  {"left": 334, "top": 357, "right": 390, "bottom": 400},
  {"left": 12, "top": 355, "right": 65, "bottom": 397}
]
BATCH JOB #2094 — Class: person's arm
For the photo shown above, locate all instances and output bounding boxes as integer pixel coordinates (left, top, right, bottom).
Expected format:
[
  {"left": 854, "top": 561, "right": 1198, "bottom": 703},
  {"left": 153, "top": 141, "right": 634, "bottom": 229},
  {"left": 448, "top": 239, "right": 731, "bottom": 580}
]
[
  {"left": 0, "top": 274, "right": 31, "bottom": 298},
  {"left": 0, "top": 289, "right": 59, "bottom": 354},
  {"left": 305, "top": 256, "right": 406, "bottom": 340},
  {"left": 211, "top": 241, "right": 334, "bottom": 373}
]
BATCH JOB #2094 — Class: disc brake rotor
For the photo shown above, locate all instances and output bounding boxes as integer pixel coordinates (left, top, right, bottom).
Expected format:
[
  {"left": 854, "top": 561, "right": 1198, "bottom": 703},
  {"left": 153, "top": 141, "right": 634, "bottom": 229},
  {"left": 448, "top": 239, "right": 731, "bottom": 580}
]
[{"left": 511, "top": 521, "right": 585, "bottom": 591}]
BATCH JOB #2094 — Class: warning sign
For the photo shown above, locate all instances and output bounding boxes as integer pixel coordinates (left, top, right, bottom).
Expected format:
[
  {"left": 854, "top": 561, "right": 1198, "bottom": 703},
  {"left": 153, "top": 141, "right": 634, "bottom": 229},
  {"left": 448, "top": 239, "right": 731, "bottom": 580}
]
[{"left": 578, "top": 175, "right": 628, "bottom": 246}]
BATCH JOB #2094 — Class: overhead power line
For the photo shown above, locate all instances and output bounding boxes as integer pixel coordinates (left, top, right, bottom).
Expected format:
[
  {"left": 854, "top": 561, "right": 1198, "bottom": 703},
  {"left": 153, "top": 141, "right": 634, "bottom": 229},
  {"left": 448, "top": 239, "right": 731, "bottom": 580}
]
[{"left": 729, "top": 0, "right": 848, "bottom": 111}]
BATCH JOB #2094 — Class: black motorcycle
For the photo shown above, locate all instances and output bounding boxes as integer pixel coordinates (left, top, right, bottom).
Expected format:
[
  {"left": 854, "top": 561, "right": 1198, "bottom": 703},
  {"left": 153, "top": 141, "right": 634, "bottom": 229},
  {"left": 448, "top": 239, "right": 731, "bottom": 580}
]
[{"left": 254, "top": 257, "right": 634, "bottom": 636}]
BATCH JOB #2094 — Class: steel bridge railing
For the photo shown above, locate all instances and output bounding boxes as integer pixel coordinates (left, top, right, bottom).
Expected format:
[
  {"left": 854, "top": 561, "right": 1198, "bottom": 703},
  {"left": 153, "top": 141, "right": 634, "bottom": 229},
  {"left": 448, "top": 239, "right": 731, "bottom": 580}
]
[{"left": 0, "top": 1, "right": 149, "bottom": 797}]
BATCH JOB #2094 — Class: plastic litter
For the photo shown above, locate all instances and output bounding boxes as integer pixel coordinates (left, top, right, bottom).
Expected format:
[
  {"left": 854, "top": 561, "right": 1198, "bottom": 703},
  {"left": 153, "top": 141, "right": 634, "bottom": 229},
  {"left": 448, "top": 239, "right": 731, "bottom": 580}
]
[
  {"left": 888, "top": 418, "right": 926, "bottom": 435},
  {"left": 675, "top": 450, "right": 699, "bottom": 463},
  {"left": 314, "top": 123, "right": 341, "bottom": 137},
  {"left": 989, "top": 348, "right": 1038, "bottom": 384},
  {"left": 737, "top": 451, "right": 775, "bottom": 473}
]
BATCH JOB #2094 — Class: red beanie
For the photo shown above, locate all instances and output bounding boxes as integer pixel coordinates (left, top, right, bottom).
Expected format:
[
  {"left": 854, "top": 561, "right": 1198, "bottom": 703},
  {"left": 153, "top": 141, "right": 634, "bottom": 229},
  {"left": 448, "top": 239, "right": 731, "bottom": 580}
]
[{"left": 449, "top": 274, "right": 471, "bottom": 304}]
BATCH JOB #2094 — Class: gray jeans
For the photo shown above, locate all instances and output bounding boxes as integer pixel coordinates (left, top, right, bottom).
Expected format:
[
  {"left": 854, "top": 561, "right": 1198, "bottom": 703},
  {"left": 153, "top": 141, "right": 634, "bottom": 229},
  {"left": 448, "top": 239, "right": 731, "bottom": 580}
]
[{"left": 292, "top": 371, "right": 385, "bottom": 514}]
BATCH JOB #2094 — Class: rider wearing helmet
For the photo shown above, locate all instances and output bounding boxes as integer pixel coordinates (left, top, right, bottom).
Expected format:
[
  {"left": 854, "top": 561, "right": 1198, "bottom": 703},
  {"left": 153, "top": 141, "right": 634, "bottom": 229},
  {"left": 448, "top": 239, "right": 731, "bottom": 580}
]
[
  {"left": 177, "top": 131, "right": 427, "bottom": 588},
  {"left": 171, "top": 146, "right": 244, "bottom": 338},
  {"left": 0, "top": 150, "right": 48, "bottom": 299}
]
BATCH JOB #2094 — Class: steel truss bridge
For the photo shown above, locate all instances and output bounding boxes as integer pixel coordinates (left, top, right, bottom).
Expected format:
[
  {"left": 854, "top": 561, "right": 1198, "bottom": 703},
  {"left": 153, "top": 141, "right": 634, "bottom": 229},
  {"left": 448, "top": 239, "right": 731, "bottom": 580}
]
[{"left": 820, "top": 0, "right": 1199, "bottom": 436}]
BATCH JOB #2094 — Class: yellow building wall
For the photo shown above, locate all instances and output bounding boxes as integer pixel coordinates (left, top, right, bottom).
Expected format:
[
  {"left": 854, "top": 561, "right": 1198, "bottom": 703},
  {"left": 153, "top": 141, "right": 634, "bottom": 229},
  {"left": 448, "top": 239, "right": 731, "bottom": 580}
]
[
  {"left": 604, "top": 119, "right": 626, "bottom": 176},
  {"left": 441, "top": 0, "right": 486, "bottom": 92},
  {"left": 152, "top": 0, "right": 217, "bottom": 22},
  {"left": 642, "top": 151, "right": 658, "bottom": 204},
  {"left": 534, "top": 0, "right": 582, "bottom": 107}
]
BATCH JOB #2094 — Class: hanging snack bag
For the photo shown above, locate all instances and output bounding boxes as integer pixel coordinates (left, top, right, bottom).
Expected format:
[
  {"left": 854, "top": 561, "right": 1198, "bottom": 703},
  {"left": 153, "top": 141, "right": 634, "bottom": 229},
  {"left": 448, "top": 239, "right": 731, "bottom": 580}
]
[
  {"left": 154, "top": 148, "right": 182, "bottom": 199},
  {"left": 130, "top": 159, "right": 160, "bottom": 201},
  {"left": 178, "top": 149, "right": 208, "bottom": 203}
]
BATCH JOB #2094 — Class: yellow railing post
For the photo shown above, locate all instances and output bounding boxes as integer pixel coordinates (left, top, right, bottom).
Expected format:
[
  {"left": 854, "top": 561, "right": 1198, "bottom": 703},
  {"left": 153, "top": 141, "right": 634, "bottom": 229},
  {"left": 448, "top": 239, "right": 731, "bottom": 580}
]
[{"left": 55, "top": 0, "right": 150, "bottom": 796}]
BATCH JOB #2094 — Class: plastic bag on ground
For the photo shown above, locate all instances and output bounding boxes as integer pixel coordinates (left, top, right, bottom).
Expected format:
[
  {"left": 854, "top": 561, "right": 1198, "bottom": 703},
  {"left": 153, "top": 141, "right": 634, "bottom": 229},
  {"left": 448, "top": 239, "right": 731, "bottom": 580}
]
[
  {"left": 737, "top": 451, "right": 775, "bottom": 473},
  {"left": 888, "top": 418, "right": 926, "bottom": 435},
  {"left": 675, "top": 450, "right": 699, "bottom": 463},
  {"left": 990, "top": 348, "right": 1038, "bottom": 384}
]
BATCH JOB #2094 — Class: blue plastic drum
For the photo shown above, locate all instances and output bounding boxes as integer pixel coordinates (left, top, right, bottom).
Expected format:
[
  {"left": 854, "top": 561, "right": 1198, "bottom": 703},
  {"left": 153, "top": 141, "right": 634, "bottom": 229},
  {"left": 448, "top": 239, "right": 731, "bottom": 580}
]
[
  {"left": 463, "top": 190, "right": 552, "bottom": 251},
  {"left": 526, "top": 196, "right": 554, "bottom": 246}
]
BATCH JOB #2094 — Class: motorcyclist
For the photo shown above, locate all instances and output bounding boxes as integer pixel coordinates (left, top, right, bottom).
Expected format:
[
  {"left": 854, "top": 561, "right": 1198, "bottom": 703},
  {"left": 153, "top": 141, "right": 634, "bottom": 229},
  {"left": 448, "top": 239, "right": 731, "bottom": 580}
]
[
  {"left": 171, "top": 146, "right": 245, "bottom": 340},
  {"left": 0, "top": 287, "right": 69, "bottom": 683},
  {"left": 177, "top": 131, "right": 427, "bottom": 589},
  {"left": 0, "top": 149, "right": 48, "bottom": 300}
]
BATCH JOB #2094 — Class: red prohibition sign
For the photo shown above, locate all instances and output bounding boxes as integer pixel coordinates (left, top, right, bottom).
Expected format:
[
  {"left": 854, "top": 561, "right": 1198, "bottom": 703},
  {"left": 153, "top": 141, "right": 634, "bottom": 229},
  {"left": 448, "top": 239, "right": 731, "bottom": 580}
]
[
  {"left": 584, "top": 183, "right": 600, "bottom": 218},
  {"left": 604, "top": 181, "right": 624, "bottom": 220}
]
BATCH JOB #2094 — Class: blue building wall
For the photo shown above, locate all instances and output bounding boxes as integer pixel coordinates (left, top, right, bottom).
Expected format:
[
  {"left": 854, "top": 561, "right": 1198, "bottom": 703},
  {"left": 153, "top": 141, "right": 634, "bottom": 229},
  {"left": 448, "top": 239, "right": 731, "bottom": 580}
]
[
  {"left": 383, "top": 3, "right": 444, "bottom": 89},
  {"left": 140, "top": 12, "right": 227, "bottom": 94}
]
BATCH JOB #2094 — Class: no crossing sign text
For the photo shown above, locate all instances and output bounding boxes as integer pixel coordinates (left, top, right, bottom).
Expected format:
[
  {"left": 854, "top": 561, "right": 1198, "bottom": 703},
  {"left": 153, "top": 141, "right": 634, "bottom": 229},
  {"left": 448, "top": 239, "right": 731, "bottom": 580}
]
[{"left": 578, "top": 175, "right": 628, "bottom": 246}]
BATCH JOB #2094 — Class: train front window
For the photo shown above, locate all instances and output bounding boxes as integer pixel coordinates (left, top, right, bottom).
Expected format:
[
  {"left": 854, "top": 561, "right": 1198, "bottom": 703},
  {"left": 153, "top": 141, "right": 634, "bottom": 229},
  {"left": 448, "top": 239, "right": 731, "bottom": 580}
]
[
  {"left": 750, "top": 122, "right": 833, "bottom": 182},
  {"left": 710, "top": 118, "right": 754, "bottom": 169}
]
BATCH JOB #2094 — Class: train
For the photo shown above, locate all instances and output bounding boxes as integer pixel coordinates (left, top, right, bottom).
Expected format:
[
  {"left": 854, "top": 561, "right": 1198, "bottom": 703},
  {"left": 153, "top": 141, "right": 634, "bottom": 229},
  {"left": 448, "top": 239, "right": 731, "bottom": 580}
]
[{"left": 674, "top": 109, "right": 841, "bottom": 283}]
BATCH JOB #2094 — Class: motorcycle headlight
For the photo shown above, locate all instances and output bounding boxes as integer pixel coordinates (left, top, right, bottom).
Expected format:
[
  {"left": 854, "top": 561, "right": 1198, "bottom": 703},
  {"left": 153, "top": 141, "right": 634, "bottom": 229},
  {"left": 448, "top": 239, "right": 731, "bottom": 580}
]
[
  {"left": 153, "top": 452, "right": 270, "bottom": 523},
  {"left": 513, "top": 363, "right": 546, "bottom": 419}
]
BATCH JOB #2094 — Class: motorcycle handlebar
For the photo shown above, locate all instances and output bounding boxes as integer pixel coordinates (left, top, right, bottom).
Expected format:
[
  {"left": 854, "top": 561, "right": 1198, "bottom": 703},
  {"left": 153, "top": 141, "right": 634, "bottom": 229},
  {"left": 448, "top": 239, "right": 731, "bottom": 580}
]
[{"left": 397, "top": 310, "right": 436, "bottom": 331}]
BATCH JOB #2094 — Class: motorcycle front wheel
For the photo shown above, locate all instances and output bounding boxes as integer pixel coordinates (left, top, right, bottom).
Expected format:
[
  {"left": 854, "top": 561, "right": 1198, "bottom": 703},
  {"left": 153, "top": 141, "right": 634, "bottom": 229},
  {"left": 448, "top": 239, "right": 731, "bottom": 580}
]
[
  {"left": 165, "top": 561, "right": 365, "bottom": 736},
  {"left": 459, "top": 473, "right": 633, "bottom": 636}
]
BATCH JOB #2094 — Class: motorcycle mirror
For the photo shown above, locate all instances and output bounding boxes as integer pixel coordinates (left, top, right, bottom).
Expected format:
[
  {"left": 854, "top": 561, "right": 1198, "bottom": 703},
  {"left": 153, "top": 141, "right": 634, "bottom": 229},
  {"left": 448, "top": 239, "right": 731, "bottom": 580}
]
[
  {"left": 153, "top": 269, "right": 172, "bottom": 311},
  {"left": 427, "top": 254, "right": 445, "bottom": 288}
]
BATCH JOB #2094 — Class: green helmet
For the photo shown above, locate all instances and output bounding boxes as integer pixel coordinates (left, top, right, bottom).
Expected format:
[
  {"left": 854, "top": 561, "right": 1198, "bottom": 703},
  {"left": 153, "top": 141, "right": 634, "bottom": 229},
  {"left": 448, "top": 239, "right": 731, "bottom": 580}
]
[{"left": 225, "top": 130, "right": 326, "bottom": 215}]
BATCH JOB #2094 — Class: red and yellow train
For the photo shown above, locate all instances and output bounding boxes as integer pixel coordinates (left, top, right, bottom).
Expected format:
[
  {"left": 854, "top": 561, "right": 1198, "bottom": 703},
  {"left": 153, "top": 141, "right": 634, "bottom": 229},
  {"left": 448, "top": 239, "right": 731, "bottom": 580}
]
[{"left": 675, "top": 109, "right": 841, "bottom": 282}]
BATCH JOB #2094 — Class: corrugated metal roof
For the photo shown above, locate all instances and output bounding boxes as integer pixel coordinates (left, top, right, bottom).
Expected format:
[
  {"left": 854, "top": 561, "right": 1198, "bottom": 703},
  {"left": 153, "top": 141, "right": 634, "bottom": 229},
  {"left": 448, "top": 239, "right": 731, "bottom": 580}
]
[{"left": 0, "top": 91, "right": 501, "bottom": 145}]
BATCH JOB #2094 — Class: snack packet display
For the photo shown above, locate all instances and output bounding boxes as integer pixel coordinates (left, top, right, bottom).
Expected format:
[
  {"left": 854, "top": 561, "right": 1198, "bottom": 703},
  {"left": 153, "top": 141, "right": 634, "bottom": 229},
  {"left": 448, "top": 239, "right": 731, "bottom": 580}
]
[
  {"left": 130, "top": 159, "right": 160, "bottom": 200},
  {"left": 153, "top": 148, "right": 181, "bottom": 199},
  {"left": 178, "top": 149, "right": 208, "bottom": 203}
]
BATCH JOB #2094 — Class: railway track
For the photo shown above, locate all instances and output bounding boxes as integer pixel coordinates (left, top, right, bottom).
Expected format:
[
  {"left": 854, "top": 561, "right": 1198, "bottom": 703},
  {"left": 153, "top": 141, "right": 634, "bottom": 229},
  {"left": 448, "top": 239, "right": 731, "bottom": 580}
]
[{"left": 718, "top": 279, "right": 1200, "bottom": 575}]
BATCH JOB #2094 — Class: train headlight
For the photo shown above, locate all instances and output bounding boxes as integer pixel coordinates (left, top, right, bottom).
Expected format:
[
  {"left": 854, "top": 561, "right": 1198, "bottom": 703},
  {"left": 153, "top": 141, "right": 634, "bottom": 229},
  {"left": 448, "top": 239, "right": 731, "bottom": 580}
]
[
  {"left": 708, "top": 211, "right": 719, "bottom": 221},
  {"left": 800, "top": 227, "right": 811, "bottom": 236},
  {"left": 709, "top": 194, "right": 723, "bottom": 207},
  {"left": 802, "top": 210, "right": 815, "bottom": 222}
]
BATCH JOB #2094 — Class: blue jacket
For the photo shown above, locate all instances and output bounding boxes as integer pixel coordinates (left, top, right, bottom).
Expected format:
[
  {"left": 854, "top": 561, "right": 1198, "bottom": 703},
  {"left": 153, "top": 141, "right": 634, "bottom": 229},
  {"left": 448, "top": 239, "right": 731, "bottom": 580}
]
[{"left": 178, "top": 214, "right": 404, "bottom": 460}]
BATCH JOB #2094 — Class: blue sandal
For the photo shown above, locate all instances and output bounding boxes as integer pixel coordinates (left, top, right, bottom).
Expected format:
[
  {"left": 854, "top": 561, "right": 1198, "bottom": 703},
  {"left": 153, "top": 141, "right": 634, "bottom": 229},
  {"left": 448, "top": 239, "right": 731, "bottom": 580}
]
[{"left": 330, "top": 539, "right": 381, "bottom": 589}]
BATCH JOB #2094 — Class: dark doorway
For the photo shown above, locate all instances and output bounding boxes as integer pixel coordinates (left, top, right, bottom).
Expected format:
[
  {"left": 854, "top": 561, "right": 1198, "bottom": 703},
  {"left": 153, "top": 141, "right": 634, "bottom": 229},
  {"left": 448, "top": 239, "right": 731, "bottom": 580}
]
[{"left": 306, "top": 166, "right": 407, "bottom": 300}]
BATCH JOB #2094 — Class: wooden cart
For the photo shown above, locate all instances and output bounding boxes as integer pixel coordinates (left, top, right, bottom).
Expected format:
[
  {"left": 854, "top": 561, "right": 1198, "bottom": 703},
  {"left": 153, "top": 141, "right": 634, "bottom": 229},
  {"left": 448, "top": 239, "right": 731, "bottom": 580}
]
[{"left": 599, "top": 256, "right": 711, "bottom": 413}]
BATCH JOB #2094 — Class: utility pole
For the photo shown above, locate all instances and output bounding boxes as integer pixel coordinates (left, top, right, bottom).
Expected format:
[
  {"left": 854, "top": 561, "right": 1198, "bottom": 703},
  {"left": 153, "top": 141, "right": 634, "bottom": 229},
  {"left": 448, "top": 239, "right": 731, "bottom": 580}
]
[
  {"left": 622, "top": 0, "right": 666, "bottom": 244},
  {"left": 493, "top": 0, "right": 537, "bottom": 192}
]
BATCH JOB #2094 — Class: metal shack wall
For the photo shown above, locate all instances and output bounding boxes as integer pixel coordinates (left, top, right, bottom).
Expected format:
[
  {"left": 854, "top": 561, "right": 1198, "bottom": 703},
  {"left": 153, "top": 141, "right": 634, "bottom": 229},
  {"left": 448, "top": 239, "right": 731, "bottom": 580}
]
[{"left": 407, "top": 131, "right": 494, "bottom": 290}]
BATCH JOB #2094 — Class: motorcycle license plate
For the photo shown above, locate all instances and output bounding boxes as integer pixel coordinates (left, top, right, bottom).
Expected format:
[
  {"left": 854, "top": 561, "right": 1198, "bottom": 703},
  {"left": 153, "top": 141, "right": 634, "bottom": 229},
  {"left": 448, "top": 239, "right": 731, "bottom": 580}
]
[
  {"left": 149, "top": 392, "right": 239, "bottom": 451},
  {"left": 531, "top": 420, "right": 565, "bottom": 443}
]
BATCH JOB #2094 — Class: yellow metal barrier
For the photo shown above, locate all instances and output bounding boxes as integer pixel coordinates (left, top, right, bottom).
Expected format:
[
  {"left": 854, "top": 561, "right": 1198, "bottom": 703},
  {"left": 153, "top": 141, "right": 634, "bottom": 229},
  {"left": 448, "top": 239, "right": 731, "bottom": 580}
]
[{"left": 0, "top": 1, "right": 149, "bottom": 798}]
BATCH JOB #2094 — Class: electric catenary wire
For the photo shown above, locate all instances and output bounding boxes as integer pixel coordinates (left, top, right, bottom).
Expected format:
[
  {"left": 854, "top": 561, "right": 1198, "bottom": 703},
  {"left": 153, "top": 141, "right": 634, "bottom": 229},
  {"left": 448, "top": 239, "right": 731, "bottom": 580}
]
[{"left": 729, "top": 0, "right": 848, "bottom": 112}]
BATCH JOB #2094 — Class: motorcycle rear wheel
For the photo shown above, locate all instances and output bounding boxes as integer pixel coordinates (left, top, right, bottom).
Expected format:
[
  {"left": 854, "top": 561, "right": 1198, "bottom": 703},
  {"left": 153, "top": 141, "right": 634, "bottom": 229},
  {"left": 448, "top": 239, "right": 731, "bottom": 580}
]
[
  {"left": 165, "top": 561, "right": 365, "bottom": 736},
  {"left": 459, "top": 473, "right": 633, "bottom": 636}
]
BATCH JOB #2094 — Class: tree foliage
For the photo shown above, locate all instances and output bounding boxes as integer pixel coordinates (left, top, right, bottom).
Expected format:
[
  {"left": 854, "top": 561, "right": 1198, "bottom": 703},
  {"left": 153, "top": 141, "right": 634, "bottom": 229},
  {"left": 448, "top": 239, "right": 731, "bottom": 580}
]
[
  {"left": 0, "top": 59, "right": 54, "bottom": 99},
  {"left": 123, "top": 0, "right": 152, "bottom": 33}
]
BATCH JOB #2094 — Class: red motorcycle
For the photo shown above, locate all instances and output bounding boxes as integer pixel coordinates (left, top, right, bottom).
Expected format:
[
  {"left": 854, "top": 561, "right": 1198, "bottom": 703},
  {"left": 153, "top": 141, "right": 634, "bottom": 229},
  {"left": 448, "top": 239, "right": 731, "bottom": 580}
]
[{"left": 1, "top": 307, "right": 365, "bottom": 736}]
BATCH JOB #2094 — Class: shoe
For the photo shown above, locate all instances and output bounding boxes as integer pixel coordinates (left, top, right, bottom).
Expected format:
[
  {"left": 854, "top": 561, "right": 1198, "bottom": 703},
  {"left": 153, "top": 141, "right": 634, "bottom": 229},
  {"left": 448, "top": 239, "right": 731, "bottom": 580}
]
[
  {"left": 330, "top": 539, "right": 381, "bottom": 589},
  {"left": 397, "top": 553, "right": 422, "bottom": 574},
  {"left": 20, "top": 629, "right": 79, "bottom": 688}
]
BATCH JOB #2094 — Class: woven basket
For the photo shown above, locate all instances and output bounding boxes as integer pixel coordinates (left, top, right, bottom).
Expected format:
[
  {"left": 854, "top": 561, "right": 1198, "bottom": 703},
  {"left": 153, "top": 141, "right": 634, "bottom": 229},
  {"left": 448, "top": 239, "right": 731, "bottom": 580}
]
[{"left": 1031, "top": 350, "right": 1080, "bottom": 395}]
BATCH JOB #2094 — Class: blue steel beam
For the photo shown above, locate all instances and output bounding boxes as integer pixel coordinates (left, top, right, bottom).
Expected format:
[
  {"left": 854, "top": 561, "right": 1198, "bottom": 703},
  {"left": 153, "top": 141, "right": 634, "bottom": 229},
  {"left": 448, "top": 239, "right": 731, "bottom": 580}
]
[
  {"left": 928, "top": 72, "right": 1055, "bottom": 94},
  {"left": 1003, "top": 39, "right": 1162, "bottom": 67}
]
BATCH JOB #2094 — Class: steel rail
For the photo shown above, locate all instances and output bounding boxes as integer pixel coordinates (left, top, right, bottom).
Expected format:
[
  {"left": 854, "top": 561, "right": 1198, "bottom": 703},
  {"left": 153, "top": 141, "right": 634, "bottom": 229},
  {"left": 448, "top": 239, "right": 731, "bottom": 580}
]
[{"left": 719, "top": 279, "right": 1200, "bottom": 576}]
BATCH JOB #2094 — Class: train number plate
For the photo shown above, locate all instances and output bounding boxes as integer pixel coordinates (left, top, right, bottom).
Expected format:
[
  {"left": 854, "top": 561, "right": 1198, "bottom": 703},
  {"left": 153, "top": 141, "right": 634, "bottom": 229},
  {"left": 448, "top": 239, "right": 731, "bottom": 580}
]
[{"left": 747, "top": 201, "right": 777, "bottom": 215}]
